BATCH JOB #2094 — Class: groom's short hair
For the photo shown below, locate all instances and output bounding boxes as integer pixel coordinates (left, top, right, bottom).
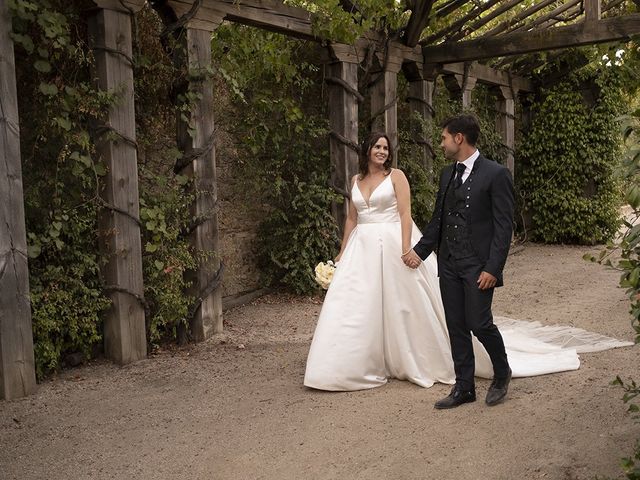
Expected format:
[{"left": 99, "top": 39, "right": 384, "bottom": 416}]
[{"left": 441, "top": 114, "right": 480, "bottom": 146}]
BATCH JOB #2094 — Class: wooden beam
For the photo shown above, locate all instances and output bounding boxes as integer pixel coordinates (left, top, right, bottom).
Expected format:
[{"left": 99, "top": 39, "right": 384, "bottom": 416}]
[
  {"left": 88, "top": 8, "right": 147, "bottom": 364},
  {"left": 421, "top": 0, "right": 502, "bottom": 44},
  {"left": 166, "top": 0, "right": 316, "bottom": 40},
  {"left": 509, "top": 0, "right": 581, "bottom": 33},
  {"left": 477, "top": 0, "right": 558, "bottom": 38},
  {"left": 434, "top": 0, "right": 470, "bottom": 19},
  {"left": 92, "top": 0, "right": 146, "bottom": 12},
  {"left": 532, "top": 6, "right": 582, "bottom": 30},
  {"left": 495, "top": 0, "right": 625, "bottom": 69},
  {"left": 525, "top": 3, "right": 585, "bottom": 31},
  {"left": 425, "top": 62, "right": 534, "bottom": 92},
  {"left": 422, "top": 14, "right": 640, "bottom": 63},
  {"left": 403, "top": 0, "right": 436, "bottom": 47},
  {"left": 0, "top": 0, "right": 37, "bottom": 400},
  {"left": 448, "top": 0, "right": 527, "bottom": 42}
]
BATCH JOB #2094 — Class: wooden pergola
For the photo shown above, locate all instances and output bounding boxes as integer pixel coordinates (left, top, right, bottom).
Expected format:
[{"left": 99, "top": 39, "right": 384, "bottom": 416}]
[{"left": 2, "top": 0, "right": 639, "bottom": 399}]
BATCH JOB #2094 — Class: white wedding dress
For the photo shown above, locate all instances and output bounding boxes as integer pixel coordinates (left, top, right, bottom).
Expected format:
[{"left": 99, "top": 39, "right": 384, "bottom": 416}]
[{"left": 304, "top": 174, "right": 630, "bottom": 391}]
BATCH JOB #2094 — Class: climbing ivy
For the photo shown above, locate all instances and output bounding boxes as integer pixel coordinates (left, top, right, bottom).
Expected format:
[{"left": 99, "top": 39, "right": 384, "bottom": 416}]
[
  {"left": 9, "top": 2, "right": 203, "bottom": 375},
  {"left": 518, "top": 69, "right": 623, "bottom": 244},
  {"left": 211, "top": 25, "right": 341, "bottom": 294},
  {"left": 9, "top": 0, "right": 115, "bottom": 378},
  {"left": 397, "top": 78, "right": 509, "bottom": 226}
]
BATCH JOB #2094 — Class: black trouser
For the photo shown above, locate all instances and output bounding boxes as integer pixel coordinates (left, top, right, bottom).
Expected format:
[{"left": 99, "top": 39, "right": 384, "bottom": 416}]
[{"left": 439, "top": 254, "right": 510, "bottom": 391}]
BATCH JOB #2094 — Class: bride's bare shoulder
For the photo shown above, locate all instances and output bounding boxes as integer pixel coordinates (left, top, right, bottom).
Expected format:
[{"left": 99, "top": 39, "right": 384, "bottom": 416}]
[{"left": 389, "top": 168, "right": 408, "bottom": 181}]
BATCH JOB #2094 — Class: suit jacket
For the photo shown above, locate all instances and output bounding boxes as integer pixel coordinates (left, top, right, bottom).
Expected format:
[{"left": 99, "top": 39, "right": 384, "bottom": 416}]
[{"left": 413, "top": 155, "right": 514, "bottom": 286}]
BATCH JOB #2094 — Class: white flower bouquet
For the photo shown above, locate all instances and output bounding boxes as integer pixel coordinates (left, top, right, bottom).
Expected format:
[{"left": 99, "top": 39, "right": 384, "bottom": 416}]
[{"left": 314, "top": 260, "right": 337, "bottom": 290}]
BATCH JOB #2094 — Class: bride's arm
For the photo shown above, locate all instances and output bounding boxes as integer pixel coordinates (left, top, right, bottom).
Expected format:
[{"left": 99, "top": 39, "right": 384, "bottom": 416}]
[
  {"left": 335, "top": 176, "right": 359, "bottom": 262},
  {"left": 392, "top": 169, "right": 413, "bottom": 256}
]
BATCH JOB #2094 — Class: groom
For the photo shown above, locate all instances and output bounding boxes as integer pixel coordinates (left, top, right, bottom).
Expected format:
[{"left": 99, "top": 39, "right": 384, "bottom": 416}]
[{"left": 403, "top": 114, "right": 514, "bottom": 408}]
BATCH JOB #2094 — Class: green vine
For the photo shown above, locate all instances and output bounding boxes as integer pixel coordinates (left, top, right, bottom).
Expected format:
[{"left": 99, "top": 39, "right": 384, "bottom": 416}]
[
  {"left": 10, "top": 0, "right": 116, "bottom": 378},
  {"left": 211, "top": 25, "right": 340, "bottom": 294},
  {"left": 518, "top": 70, "right": 623, "bottom": 244},
  {"left": 9, "top": 2, "right": 210, "bottom": 375}
]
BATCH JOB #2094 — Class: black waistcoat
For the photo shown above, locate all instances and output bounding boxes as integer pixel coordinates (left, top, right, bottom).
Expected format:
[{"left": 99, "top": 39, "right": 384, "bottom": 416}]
[{"left": 440, "top": 178, "right": 476, "bottom": 259}]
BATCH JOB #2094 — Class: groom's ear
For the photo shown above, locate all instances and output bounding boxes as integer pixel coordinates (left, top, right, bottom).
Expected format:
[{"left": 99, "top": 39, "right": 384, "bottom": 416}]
[{"left": 455, "top": 132, "right": 465, "bottom": 145}]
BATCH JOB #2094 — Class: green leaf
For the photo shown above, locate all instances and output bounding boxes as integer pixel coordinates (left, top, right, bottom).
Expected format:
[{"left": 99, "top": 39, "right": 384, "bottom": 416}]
[
  {"left": 38, "top": 82, "right": 58, "bottom": 96},
  {"left": 11, "top": 33, "right": 34, "bottom": 53},
  {"left": 145, "top": 242, "right": 158, "bottom": 253},
  {"left": 27, "top": 244, "right": 41, "bottom": 259},
  {"left": 34, "top": 60, "right": 51, "bottom": 73},
  {"left": 93, "top": 163, "right": 107, "bottom": 176},
  {"left": 54, "top": 116, "right": 71, "bottom": 131},
  {"left": 175, "top": 174, "right": 189, "bottom": 186}
]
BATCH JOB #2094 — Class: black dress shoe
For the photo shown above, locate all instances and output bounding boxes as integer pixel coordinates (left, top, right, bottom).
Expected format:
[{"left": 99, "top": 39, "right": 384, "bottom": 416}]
[
  {"left": 486, "top": 368, "right": 512, "bottom": 406},
  {"left": 434, "top": 386, "right": 476, "bottom": 409}
]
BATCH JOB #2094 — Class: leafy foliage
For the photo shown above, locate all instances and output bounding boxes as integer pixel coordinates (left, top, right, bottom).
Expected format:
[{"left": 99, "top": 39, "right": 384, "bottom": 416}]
[
  {"left": 397, "top": 79, "right": 509, "bottom": 226},
  {"left": 10, "top": 2, "right": 202, "bottom": 375},
  {"left": 286, "top": 0, "right": 408, "bottom": 43},
  {"left": 211, "top": 26, "right": 341, "bottom": 294},
  {"left": 518, "top": 70, "right": 623, "bottom": 244},
  {"left": 586, "top": 67, "right": 640, "bottom": 480},
  {"left": 10, "top": 0, "right": 115, "bottom": 378},
  {"left": 8, "top": 0, "right": 635, "bottom": 377}
]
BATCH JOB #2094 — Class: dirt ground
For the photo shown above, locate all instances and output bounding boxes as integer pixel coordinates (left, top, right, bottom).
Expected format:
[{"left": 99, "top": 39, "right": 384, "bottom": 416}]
[{"left": 1, "top": 243, "right": 638, "bottom": 480}]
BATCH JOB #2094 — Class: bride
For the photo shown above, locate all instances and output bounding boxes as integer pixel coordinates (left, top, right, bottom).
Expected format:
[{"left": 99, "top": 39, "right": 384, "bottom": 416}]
[{"left": 303, "top": 132, "right": 582, "bottom": 392}]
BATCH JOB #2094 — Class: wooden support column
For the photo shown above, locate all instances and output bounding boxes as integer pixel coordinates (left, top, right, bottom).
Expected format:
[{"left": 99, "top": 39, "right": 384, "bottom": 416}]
[
  {"left": 585, "top": 0, "right": 601, "bottom": 22},
  {"left": 176, "top": 22, "right": 224, "bottom": 341},
  {"left": 519, "top": 91, "right": 534, "bottom": 133},
  {"left": 403, "top": 61, "right": 435, "bottom": 173},
  {"left": 326, "top": 44, "right": 360, "bottom": 232},
  {"left": 88, "top": 2, "right": 146, "bottom": 364},
  {"left": 443, "top": 73, "right": 477, "bottom": 110},
  {"left": 0, "top": 0, "right": 37, "bottom": 400},
  {"left": 493, "top": 85, "right": 516, "bottom": 177},
  {"left": 371, "top": 50, "right": 403, "bottom": 164}
]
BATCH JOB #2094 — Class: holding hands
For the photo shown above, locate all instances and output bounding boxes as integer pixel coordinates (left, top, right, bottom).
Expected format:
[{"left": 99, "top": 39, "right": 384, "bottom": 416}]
[{"left": 402, "top": 249, "right": 422, "bottom": 269}]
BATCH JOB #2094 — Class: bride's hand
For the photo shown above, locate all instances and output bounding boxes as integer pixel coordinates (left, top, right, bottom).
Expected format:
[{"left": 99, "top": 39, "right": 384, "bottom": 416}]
[
  {"left": 335, "top": 253, "right": 342, "bottom": 263},
  {"left": 402, "top": 249, "right": 421, "bottom": 269}
]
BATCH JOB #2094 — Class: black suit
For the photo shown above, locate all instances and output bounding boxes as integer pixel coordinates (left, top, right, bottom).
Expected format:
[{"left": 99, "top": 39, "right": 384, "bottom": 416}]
[{"left": 413, "top": 155, "right": 514, "bottom": 390}]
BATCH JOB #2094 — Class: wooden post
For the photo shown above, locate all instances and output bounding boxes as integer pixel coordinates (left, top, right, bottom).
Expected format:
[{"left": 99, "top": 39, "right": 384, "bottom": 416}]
[
  {"left": 493, "top": 85, "right": 516, "bottom": 177},
  {"left": 519, "top": 91, "right": 534, "bottom": 133},
  {"left": 403, "top": 61, "right": 435, "bottom": 173},
  {"left": 175, "top": 23, "right": 224, "bottom": 341},
  {"left": 371, "top": 50, "right": 402, "bottom": 165},
  {"left": 87, "top": 3, "right": 147, "bottom": 364},
  {"left": 327, "top": 44, "right": 360, "bottom": 232},
  {"left": 585, "top": 0, "right": 601, "bottom": 22},
  {"left": 443, "top": 73, "right": 477, "bottom": 110},
  {"left": 0, "top": 0, "right": 37, "bottom": 400}
]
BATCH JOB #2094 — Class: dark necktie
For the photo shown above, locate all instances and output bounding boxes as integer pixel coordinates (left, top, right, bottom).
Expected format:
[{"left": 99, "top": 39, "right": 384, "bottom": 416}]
[{"left": 454, "top": 163, "right": 466, "bottom": 189}]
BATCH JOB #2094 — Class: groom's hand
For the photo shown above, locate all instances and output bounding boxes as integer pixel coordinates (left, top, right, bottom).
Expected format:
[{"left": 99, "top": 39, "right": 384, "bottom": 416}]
[
  {"left": 402, "top": 250, "right": 422, "bottom": 269},
  {"left": 477, "top": 271, "right": 497, "bottom": 290}
]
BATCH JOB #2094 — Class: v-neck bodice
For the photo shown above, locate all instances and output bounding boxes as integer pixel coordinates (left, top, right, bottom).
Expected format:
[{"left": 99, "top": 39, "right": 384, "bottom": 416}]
[{"left": 352, "top": 175, "right": 400, "bottom": 224}]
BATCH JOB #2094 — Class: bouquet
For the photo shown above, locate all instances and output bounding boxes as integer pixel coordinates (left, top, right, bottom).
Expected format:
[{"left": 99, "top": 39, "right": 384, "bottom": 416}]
[{"left": 314, "top": 260, "right": 337, "bottom": 290}]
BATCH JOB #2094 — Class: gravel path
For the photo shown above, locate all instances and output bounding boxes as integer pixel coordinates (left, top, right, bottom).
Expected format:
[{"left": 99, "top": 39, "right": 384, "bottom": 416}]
[{"left": 0, "top": 243, "right": 637, "bottom": 480}]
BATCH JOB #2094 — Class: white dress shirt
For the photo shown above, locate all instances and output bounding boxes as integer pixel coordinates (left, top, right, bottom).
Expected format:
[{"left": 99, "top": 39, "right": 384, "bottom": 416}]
[{"left": 456, "top": 149, "right": 479, "bottom": 184}]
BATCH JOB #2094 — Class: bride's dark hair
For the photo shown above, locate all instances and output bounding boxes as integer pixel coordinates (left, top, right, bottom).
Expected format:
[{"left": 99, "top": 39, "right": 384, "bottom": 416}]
[{"left": 359, "top": 132, "right": 393, "bottom": 178}]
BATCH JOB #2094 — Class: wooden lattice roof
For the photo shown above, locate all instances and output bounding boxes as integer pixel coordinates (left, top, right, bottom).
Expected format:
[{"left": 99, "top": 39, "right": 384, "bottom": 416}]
[{"left": 145, "top": 0, "right": 640, "bottom": 79}]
